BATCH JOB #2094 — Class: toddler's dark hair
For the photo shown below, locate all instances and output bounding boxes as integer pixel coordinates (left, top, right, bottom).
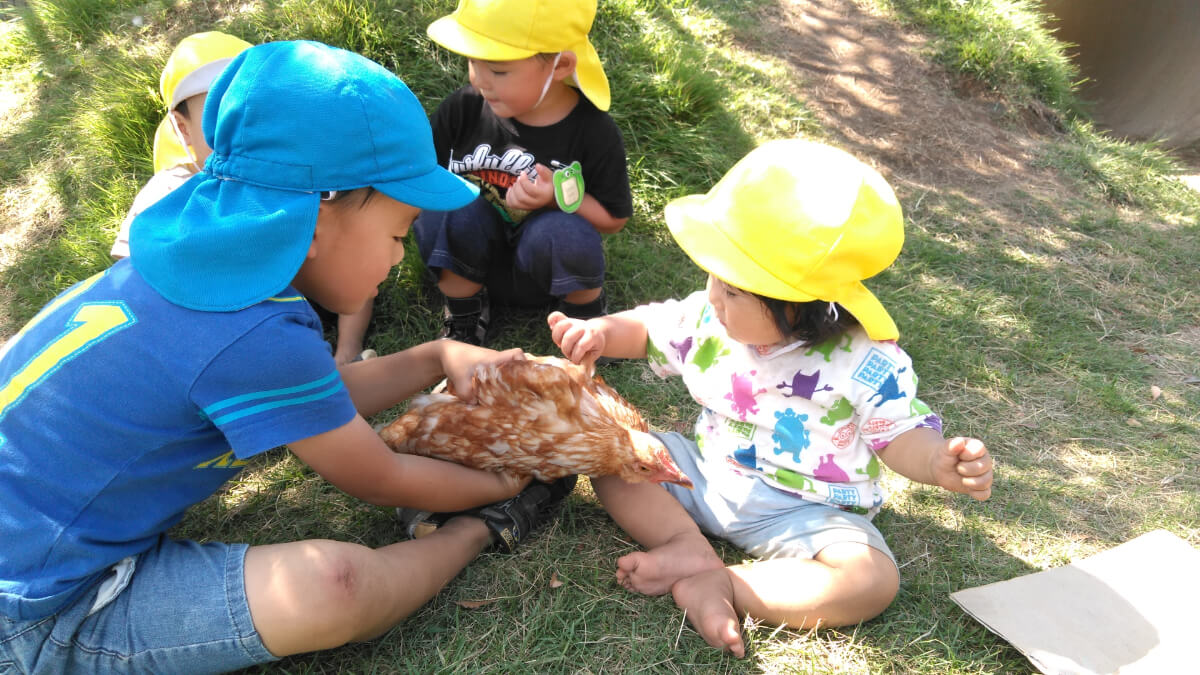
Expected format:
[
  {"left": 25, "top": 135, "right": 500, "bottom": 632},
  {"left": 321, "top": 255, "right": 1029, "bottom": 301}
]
[{"left": 755, "top": 294, "right": 860, "bottom": 347}]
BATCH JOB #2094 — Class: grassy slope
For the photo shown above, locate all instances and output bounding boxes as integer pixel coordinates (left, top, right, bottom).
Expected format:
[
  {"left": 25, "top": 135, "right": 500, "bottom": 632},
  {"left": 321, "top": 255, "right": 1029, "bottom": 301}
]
[{"left": 1, "top": 0, "right": 1197, "bottom": 673}]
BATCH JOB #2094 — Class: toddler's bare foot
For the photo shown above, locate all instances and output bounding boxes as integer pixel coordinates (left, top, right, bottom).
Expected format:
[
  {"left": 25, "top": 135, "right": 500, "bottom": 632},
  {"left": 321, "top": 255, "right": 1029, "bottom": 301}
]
[
  {"left": 671, "top": 568, "right": 745, "bottom": 658},
  {"left": 615, "top": 532, "right": 724, "bottom": 596}
]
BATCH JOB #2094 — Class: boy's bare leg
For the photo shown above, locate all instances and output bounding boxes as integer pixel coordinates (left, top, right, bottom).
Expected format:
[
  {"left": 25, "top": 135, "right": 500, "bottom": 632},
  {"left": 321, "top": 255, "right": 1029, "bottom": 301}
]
[
  {"left": 333, "top": 303, "right": 373, "bottom": 365},
  {"left": 591, "top": 475, "right": 724, "bottom": 596},
  {"left": 562, "top": 287, "right": 602, "bottom": 304},
  {"left": 670, "top": 543, "right": 899, "bottom": 658},
  {"left": 243, "top": 516, "right": 491, "bottom": 657},
  {"left": 437, "top": 269, "right": 483, "bottom": 299}
]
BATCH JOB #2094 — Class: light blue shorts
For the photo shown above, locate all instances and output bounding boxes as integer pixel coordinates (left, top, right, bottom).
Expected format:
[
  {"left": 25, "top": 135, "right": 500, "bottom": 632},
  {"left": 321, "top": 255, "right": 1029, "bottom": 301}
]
[
  {"left": 0, "top": 536, "right": 277, "bottom": 674},
  {"left": 656, "top": 432, "right": 897, "bottom": 566}
]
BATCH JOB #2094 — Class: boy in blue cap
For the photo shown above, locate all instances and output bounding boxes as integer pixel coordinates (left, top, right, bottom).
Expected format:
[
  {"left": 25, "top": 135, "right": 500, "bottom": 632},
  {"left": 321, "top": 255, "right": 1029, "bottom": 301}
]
[{"left": 0, "top": 41, "right": 572, "bottom": 672}]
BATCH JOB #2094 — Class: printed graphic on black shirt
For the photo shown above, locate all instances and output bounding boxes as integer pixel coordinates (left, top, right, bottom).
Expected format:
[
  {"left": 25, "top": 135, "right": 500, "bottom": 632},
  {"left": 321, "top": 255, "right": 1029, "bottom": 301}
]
[{"left": 449, "top": 143, "right": 537, "bottom": 224}]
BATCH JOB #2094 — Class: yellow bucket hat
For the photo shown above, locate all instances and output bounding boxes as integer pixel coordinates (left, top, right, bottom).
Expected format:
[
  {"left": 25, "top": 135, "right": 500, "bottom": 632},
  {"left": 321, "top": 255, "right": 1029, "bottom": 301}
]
[
  {"left": 665, "top": 139, "right": 905, "bottom": 341},
  {"left": 152, "top": 31, "right": 251, "bottom": 172},
  {"left": 427, "top": 0, "right": 611, "bottom": 111}
]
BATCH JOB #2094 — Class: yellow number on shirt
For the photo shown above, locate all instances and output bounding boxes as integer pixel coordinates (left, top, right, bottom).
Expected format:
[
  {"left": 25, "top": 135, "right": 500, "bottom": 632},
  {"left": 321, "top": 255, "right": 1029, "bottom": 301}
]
[{"left": 0, "top": 302, "right": 136, "bottom": 419}]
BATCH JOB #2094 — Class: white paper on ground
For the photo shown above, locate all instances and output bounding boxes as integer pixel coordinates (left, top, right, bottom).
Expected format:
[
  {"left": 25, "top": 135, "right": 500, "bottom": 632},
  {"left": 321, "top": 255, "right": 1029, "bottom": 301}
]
[{"left": 950, "top": 529, "right": 1199, "bottom": 675}]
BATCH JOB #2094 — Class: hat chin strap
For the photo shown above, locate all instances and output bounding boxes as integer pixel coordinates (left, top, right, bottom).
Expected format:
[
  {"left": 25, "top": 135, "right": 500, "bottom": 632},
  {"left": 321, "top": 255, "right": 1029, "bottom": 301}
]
[
  {"left": 532, "top": 52, "right": 562, "bottom": 109},
  {"left": 168, "top": 113, "right": 201, "bottom": 173}
]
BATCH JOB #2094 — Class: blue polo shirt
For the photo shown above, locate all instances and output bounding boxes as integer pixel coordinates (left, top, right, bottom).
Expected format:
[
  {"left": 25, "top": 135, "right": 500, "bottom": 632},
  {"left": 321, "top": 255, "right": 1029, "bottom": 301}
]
[{"left": 0, "top": 260, "right": 357, "bottom": 620}]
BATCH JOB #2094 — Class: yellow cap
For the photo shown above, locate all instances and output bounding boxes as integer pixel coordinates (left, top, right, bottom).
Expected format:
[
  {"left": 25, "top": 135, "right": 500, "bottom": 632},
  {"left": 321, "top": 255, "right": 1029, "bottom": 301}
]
[
  {"left": 427, "top": 0, "right": 610, "bottom": 111},
  {"left": 665, "top": 139, "right": 904, "bottom": 341},
  {"left": 152, "top": 31, "right": 251, "bottom": 172}
]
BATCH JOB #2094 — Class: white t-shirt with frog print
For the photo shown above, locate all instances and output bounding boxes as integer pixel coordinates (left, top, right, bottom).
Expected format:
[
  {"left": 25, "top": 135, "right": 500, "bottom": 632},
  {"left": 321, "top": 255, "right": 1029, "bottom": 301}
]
[{"left": 635, "top": 290, "right": 943, "bottom": 516}]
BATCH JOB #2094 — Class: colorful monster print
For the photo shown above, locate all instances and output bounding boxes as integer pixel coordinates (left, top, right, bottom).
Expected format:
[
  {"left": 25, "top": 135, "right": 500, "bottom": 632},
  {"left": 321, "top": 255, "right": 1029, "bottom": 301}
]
[
  {"left": 855, "top": 454, "right": 881, "bottom": 480},
  {"left": 819, "top": 396, "right": 854, "bottom": 426},
  {"left": 917, "top": 414, "right": 943, "bottom": 433},
  {"left": 866, "top": 366, "right": 909, "bottom": 408},
  {"left": 670, "top": 336, "right": 694, "bottom": 363},
  {"left": 771, "top": 409, "right": 811, "bottom": 462},
  {"left": 777, "top": 368, "right": 834, "bottom": 399},
  {"left": 692, "top": 336, "right": 729, "bottom": 372},
  {"left": 732, "top": 445, "right": 759, "bottom": 470},
  {"left": 724, "top": 370, "right": 766, "bottom": 420},
  {"left": 725, "top": 418, "right": 756, "bottom": 441},
  {"left": 646, "top": 338, "right": 668, "bottom": 368},
  {"left": 814, "top": 453, "right": 850, "bottom": 482},
  {"left": 806, "top": 332, "right": 853, "bottom": 362},
  {"left": 774, "top": 467, "right": 817, "bottom": 493},
  {"left": 830, "top": 422, "right": 857, "bottom": 449},
  {"left": 909, "top": 396, "right": 932, "bottom": 417}
]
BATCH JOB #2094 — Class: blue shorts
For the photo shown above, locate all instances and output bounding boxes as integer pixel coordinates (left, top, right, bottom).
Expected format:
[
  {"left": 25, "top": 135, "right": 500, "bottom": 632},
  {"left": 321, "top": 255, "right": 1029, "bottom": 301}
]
[
  {"left": 656, "top": 432, "right": 897, "bottom": 566},
  {"left": 0, "top": 537, "right": 277, "bottom": 674},
  {"left": 414, "top": 194, "right": 606, "bottom": 305}
]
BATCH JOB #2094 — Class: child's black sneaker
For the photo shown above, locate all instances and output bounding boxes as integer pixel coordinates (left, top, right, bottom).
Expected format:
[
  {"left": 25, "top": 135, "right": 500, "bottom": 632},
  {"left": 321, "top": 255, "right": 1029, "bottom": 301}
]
[
  {"left": 440, "top": 288, "right": 490, "bottom": 346},
  {"left": 556, "top": 289, "right": 607, "bottom": 321},
  {"left": 396, "top": 474, "right": 577, "bottom": 553}
]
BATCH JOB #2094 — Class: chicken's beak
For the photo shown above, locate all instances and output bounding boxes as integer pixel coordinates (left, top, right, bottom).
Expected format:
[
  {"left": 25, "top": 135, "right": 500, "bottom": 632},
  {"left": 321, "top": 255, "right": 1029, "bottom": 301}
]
[{"left": 652, "top": 448, "right": 694, "bottom": 489}]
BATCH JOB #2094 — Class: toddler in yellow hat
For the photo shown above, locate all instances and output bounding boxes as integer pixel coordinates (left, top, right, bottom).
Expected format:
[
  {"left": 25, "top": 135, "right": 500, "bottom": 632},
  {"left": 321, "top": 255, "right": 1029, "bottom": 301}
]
[
  {"left": 549, "top": 139, "right": 993, "bottom": 657},
  {"left": 414, "top": 0, "right": 632, "bottom": 346}
]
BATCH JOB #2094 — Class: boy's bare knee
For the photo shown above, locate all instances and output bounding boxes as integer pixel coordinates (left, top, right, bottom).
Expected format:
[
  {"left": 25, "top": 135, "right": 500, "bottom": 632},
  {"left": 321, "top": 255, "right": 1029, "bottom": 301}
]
[
  {"left": 302, "top": 540, "right": 374, "bottom": 616},
  {"left": 247, "top": 539, "right": 379, "bottom": 653}
]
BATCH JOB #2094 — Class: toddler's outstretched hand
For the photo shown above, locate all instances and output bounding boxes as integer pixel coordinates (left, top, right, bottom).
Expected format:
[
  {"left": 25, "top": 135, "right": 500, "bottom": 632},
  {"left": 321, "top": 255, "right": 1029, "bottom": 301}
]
[
  {"left": 548, "top": 311, "right": 606, "bottom": 368},
  {"left": 932, "top": 437, "right": 993, "bottom": 500}
]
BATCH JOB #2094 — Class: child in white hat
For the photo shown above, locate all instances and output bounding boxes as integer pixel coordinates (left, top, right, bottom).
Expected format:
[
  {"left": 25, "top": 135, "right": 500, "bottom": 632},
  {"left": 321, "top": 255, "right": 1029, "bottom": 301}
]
[
  {"left": 110, "top": 31, "right": 250, "bottom": 260},
  {"left": 550, "top": 139, "right": 993, "bottom": 657},
  {"left": 112, "top": 31, "right": 374, "bottom": 365}
]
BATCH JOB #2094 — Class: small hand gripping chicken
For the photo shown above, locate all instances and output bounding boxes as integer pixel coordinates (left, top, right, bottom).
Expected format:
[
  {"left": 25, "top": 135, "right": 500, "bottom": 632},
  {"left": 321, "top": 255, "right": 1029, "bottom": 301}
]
[{"left": 380, "top": 354, "right": 694, "bottom": 488}]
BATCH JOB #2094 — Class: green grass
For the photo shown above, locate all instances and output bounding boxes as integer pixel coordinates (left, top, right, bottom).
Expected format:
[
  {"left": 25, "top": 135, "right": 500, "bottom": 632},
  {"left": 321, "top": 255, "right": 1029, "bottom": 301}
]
[
  {"left": 874, "top": 0, "right": 1083, "bottom": 115},
  {"left": 2, "top": 0, "right": 1199, "bottom": 673}
]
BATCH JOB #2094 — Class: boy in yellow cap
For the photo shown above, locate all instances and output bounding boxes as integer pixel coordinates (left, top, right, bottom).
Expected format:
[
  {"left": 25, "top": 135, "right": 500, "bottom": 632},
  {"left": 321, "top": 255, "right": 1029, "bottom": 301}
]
[
  {"left": 549, "top": 139, "right": 994, "bottom": 657},
  {"left": 414, "top": 0, "right": 632, "bottom": 346},
  {"left": 111, "top": 31, "right": 375, "bottom": 364}
]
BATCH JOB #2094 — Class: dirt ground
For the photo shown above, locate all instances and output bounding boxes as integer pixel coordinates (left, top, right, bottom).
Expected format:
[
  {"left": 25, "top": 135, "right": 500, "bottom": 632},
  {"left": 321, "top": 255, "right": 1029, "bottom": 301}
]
[{"left": 738, "top": 0, "right": 1198, "bottom": 217}]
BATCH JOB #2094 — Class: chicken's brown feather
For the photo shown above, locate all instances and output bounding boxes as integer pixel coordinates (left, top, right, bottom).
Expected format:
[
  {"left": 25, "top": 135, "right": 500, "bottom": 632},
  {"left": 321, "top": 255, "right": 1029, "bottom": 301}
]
[{"left": 379, "top": 354, "right": 692, "bottom": 487}]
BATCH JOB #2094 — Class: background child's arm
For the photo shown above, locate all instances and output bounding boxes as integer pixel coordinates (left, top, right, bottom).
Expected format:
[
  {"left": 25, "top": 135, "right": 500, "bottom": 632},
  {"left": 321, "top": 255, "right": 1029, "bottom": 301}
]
[
  {"left": 289, "top": 417, "right": 527, "bottom": 511},
  {"left": 874, "top": 427, "right": 994, "bottom": 501},
  {"left": 548, "top": 309, "right": 648, "bottom": 367},
  {"left": 507, "top": 164, "right": 628, "bottom": 234}
]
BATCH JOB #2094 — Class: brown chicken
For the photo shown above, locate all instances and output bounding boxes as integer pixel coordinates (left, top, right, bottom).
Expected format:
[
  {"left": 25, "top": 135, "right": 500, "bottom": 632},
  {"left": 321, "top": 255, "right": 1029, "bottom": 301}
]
[{"left": 380, "top": 354, "right": 694, "bottom": 487}]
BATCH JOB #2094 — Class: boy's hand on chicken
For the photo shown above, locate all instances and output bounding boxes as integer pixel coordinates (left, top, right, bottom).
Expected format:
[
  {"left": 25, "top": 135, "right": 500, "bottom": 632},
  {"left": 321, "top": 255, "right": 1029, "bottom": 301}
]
[
  {"left": 380, "top": 354, "right": 693, "bottom": 488},
  {"left": 438, "top": 342, "right": 526, "bottom": 403},
  {"left": 932, "top": 437, "right": 993, "bottom": 501}
]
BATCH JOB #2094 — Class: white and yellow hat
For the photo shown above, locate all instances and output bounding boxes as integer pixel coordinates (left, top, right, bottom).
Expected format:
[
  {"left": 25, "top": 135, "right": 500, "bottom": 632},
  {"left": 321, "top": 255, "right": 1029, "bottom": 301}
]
[{"left": 151, "top": 31, "right": 251, "bottom": 172}]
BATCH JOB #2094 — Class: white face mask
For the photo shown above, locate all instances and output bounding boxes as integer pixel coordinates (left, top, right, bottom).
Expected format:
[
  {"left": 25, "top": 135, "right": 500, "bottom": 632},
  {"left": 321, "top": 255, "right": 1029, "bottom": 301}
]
[{"left": 532, "top": 52, "right": 562, "bottom": 109}]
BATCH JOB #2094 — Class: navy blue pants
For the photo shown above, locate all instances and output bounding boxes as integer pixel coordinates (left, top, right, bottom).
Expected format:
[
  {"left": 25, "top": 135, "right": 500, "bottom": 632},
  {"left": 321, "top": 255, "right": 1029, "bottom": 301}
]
[{"left": 413, "top": 196, "right": 605, "bottom": 307}]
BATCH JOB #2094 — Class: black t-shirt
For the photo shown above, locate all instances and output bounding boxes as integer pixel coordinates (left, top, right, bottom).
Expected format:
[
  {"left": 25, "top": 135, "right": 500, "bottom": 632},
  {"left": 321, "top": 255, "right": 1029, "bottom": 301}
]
[{"left": 430, "top": 86, "right": 633, "bottom": 223}]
